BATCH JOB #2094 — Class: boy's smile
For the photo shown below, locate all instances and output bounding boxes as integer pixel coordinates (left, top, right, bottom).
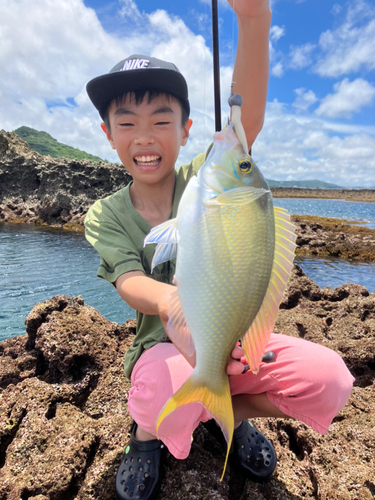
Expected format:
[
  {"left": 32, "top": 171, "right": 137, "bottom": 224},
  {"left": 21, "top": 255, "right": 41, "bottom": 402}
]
[{"left": 102, "top": 94, "right": 191, "bottom": 187}]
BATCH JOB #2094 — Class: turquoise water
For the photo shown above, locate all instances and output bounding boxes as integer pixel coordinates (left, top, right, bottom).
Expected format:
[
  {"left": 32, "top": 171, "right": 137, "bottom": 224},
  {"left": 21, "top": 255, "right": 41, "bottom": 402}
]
[
  {"left": 1, "top": 197, "right": 374, "bottom": 341},
  {"left": 0, "top": 224, "right": 131, "bottom": 342}
]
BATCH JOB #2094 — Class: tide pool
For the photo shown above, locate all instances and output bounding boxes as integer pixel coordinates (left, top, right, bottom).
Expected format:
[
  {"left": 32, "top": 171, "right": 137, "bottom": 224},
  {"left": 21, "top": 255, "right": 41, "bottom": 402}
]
[{"left": 1, "top": 219, "right": 374, "bottom": 341}]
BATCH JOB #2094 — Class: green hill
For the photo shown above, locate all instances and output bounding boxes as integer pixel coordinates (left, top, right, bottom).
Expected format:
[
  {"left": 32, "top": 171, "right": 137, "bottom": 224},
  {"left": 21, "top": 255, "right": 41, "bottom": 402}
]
[
  {"left": 266, "top": 179, "right": 341, "bottom": 189},
  {"left": 14, "top": 126, "right": 105, "bottom": 162}
]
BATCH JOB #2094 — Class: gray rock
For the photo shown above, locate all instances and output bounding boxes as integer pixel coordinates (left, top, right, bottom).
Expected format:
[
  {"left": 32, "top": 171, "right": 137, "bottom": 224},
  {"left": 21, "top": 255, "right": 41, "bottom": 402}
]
[{"left": 0, "top": 130, "right": 132, "bottom": 227}]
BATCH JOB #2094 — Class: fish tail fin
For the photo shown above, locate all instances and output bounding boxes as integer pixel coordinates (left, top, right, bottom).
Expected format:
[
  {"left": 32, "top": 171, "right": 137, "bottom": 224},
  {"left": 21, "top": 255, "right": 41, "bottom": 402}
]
[{"left": 156, "top": 373, "right": 233, "bottom": 481}]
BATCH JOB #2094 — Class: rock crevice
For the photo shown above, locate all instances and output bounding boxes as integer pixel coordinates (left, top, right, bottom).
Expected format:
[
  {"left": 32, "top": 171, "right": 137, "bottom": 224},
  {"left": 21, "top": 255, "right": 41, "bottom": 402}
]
[{"left": 1, "top": 267, "right": 374, "bottom": 499}]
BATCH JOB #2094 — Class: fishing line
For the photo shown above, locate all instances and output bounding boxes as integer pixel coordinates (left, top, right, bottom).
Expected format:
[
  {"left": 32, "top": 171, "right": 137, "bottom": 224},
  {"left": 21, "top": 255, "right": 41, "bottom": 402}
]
[
  {"left": 232, "top": 0, "right": 236, "bottom": 70},
  {"left": 211, "top": 0, "right": 221, "bottom": 132}
]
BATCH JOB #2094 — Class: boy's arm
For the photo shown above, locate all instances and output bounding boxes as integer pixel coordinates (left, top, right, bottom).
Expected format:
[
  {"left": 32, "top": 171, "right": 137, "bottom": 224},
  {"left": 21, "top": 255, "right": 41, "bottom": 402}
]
[
  {"left": 116, "top": 271, "right": 245, "bottom": 374},
  {"left": 229, "top": 0, "right": 272, "bottom": 149},
  {"left": 116, "top": 271, "right": 196, "bottom": 366},
  {"left": 116, "top": 271, "right": 174, "bottom": 320}
]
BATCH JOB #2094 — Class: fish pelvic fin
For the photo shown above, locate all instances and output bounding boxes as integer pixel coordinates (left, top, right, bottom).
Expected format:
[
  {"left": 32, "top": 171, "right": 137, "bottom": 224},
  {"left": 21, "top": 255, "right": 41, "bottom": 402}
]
[
  {"left": 143, "top": 218, "right": 178, "bottom": 272},
  {"left": 156, "top": 374, "right": 233, "bottom": 482},
  {"left": 242, "top": 207, "right": 297, "bottom": 373}
]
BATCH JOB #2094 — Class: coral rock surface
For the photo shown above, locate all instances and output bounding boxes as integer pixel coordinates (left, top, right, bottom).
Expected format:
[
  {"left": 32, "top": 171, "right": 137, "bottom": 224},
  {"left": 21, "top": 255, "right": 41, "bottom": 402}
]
[{"left": 1, "top": 267, "right": 374, "bottom": 499}]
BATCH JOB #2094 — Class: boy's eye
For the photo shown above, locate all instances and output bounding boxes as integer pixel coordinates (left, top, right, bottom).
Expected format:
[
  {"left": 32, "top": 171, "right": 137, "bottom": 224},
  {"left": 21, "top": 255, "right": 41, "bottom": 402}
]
[
  {"left": 119, "top": 122, "right": 134, "bottom": 127},
  {"left": 156, "top": 121, "right": 170, "bottom": 125}
]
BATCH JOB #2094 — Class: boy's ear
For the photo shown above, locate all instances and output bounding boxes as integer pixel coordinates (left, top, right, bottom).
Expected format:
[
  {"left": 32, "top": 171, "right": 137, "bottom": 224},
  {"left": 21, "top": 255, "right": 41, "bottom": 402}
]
[
  {"left": 101, "top": 122, "right": 116, "bottom": 150},
  {"left": 181, "top": 118, "right": 193, "bottom": 146}
]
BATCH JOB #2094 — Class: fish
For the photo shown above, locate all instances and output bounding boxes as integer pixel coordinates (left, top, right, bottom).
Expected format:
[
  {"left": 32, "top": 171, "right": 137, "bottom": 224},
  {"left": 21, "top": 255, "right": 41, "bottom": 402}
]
[{"left": 144, "top": 95, "right": 296, "bottom": 479}]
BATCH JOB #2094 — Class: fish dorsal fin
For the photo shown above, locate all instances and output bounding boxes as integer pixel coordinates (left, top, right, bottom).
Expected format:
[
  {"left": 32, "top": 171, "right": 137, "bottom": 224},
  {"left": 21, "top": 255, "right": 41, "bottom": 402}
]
[
  {"left": 167, "top": 289, "right": 195, "bottom": 358},
  {"left": 241, "top": 206, "right": 297, "bottom": 374},
  {"left": 204, "top": 186, "right": 269, "bottom": 206},
  {"left": 144, "top": 218, "right": 178, "bottom": 271}
]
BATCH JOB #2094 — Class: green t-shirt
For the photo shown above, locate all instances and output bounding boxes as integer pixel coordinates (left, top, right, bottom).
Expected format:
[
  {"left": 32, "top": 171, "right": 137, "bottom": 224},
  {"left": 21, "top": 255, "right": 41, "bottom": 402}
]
[{"left": 84, "top": 150, "right": 210, "bottom": 379}]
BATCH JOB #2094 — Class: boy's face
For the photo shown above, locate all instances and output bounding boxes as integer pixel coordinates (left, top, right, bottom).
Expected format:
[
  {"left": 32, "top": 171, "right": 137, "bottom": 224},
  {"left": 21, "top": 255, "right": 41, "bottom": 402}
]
[{"left": 102, "top": 93, "right": 192, "bottom": 186}]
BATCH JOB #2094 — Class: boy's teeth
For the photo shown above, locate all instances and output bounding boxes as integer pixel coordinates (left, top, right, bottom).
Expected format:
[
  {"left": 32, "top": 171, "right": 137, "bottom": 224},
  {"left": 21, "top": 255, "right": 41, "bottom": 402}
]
[{"left": 135, "top": 155, "right": 160, "bottom": 163}]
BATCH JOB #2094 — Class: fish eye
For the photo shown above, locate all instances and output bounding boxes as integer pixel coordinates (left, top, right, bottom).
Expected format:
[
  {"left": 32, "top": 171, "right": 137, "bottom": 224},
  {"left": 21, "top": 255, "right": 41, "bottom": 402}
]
[{"left": 239, "top": 156, "right": 253, "bottom": 174}]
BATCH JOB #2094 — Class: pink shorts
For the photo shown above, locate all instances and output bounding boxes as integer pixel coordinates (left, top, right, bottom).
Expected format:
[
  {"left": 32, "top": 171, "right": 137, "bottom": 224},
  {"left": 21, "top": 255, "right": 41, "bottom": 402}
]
[{"left": 128, "top": 334, "right": 354, "bottom": 460}]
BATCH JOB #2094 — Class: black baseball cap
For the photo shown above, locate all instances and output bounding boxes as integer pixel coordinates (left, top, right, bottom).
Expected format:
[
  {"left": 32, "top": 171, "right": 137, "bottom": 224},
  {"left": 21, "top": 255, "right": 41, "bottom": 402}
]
[{"left": 86, "top": 54, "right": 190, "bottom": 120}]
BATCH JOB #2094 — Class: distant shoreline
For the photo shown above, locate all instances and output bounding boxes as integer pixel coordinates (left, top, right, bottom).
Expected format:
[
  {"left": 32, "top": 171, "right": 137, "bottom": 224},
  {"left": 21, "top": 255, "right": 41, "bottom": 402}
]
[{"left": 270, "top": 187, "right": 375, "bottom": 203}]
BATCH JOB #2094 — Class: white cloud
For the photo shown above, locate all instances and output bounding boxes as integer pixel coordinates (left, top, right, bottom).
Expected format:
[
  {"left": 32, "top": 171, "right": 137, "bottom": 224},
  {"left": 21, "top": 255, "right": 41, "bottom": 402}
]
[
  {"left": 270, "top": 25, "right": 285, "bottom": 42},
  {"left": 315, "top": 0, "right": 375, "bottom": 77},
  {"left": 0, "top": 0, "right": 223, "bottom": 164},
  {"left": 271, "top": 62, "right": 284, "bottom": 78},
  {"left": 289, "top": 43, "right": 316, "bottom": 69},
  {"left": 0, "top": 0, "right": 374, "bottom": 188},
  {"left": 119, "top": 0, "right": 142, "bottom": 20},
  {"left": 269, "top": 25, "right": 285, "bottom": 76},
  {"left": 331, "top": 4, "right": 342, "bottom": 16},
  {"left": 293, "top": 88, "right": 318, "bottom": 112},
  {"left": 255, "top": 104, "right": 375, "bottom": 187},
  {"left": 315, "top": 78, "right": 375, "bottom": 118}
]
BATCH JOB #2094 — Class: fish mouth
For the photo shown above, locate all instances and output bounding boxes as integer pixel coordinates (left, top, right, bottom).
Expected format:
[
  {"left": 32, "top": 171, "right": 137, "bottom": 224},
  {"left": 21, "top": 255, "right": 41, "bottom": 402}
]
[{"left": 133, "top": 155, "right": 161, "bottom": 167}]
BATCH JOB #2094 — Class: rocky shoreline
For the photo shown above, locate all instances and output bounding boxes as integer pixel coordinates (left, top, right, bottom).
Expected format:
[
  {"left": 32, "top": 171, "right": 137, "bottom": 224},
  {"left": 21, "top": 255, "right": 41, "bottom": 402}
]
[
  {"left": 272, "top": 188, "right": 375, "bottom": 203},
  {"left": 0, "top": 130, "right": 131, "bottom": 230},
  {"left": 1, "top": 265, "right": 374, "bottom": 499},
  {"left": 292, "top": 215, "right": 375, "bottom": 262},
  {"left": 1, "top": 130, "right": 375, "bottom": 498},
  {"left": 1, "top": 129, "right": 374, "bottom": 262}
]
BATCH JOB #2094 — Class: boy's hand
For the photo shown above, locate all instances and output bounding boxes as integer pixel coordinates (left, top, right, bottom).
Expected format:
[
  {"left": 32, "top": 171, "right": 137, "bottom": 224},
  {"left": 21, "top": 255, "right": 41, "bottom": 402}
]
[
  {"left": 158, "top": 290, "right": 247, "bottom": 375},
  {"left": 227, "top": 345, "right": 248, "bottom": 375},
  {"left": 227, "top": 0, "right": 270, "bottom": 18}
]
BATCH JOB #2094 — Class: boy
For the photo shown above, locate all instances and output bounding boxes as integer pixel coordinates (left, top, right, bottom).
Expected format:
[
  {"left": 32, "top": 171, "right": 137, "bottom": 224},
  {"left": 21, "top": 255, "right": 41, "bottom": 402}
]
[{"left": 85, "top": 1, "right": 354, "bottom": 499}]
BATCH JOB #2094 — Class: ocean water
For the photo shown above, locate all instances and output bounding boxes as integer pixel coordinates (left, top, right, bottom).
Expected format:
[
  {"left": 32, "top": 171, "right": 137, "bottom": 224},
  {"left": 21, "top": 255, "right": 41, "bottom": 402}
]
[
  {"left": 1, "top": 197, "right": 374, "bottom": 341},
  {"left": 274, "top": 197, "right": 375, "bottom": 227}
]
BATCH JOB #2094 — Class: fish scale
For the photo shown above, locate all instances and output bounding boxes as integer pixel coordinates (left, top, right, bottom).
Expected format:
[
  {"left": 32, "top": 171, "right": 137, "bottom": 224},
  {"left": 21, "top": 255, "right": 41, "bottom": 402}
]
[{"left": 144, "top": 118, "right": 296, "bottom": 479}]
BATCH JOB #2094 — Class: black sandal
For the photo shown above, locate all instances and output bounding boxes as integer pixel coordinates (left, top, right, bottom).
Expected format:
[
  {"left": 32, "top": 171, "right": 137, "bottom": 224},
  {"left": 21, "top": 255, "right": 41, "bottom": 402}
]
[
  {"left": 233, "top": 420, "right": 277, "bottom": 483},
  {"left": 202, "top": 419, "right": 276, "bottom": 482},
  {"left": 116, "top": 422, "right": 166, "bottom": 500}
]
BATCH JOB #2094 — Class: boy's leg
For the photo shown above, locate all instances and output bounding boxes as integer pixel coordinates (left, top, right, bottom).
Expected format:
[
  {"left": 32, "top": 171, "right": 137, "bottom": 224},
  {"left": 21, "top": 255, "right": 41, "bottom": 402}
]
[
  {"left": 230, "top": 333, "right": 355, "bottom": 434},
  {"left": 128, "top": 342, "right": 213, "bottom": 458},
  {"left": 116, "top": 342, "right": 211, "bottom": 500},
  {"left": 128, "top": 344, "right": 277, "bottom": 484},
  {"left": 227, "top": 333, "right": 354, "bottom": 482}
]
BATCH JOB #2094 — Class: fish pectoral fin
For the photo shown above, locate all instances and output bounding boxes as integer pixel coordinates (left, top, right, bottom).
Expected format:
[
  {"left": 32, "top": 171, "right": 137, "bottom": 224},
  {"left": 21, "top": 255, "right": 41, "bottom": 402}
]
[
  {"left": 204, "top": 186, "right": 269, "bottom": 206},
  {"left": 144, "top": 218, "right": 178, "bottom": 271},
  {"left": 242, "top": 207, "right": 297, "bottom": 374},
  {"left": 156, "top": 374, "right": 233, "bottom": 482},
  {"left": 167, "top": 289, "right": 195, "bottom": 358}
]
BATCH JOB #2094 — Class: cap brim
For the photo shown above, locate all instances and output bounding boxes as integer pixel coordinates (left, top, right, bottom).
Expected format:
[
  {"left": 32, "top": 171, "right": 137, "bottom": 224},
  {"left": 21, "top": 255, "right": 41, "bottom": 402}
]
[{"left": 86, "top": 68, "right": 189, "bottom": 119}]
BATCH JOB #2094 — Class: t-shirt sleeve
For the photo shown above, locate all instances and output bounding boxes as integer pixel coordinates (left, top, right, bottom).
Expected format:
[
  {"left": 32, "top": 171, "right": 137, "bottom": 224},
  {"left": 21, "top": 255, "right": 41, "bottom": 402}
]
[{"left": 84, "top": 198, "right": 144, "bottom": 284}]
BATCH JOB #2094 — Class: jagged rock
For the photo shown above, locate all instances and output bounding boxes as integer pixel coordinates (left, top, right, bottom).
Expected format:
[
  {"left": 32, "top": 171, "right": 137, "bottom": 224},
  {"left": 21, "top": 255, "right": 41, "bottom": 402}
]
[
  {"left": 0, "top": 267, "right": 374, "bottom": 499},
  {"left": 0, "top": 130, "right": 131, "bottom": 229},
  {"left": 293, "top": 215, "right": 375, "bottom": 262}
]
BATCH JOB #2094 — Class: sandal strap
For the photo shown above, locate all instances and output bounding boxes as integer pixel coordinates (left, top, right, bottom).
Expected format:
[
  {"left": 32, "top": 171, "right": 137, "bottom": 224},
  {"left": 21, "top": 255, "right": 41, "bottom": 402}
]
[
  {"left": 233, "top": 420, "right": 277, "bottom": 483},
  {"left": 116, "top": 422, "right": 165, "bottom": 500}
]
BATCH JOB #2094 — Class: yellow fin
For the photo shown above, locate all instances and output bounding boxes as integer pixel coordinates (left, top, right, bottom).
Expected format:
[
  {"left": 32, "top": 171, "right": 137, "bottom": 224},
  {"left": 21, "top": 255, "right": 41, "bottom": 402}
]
[
  {"left": 242, "top": 207, "right": 297, "bottom": 373},
  {"left": 156, "top": 374, "right": 233, "bottom": 481}
]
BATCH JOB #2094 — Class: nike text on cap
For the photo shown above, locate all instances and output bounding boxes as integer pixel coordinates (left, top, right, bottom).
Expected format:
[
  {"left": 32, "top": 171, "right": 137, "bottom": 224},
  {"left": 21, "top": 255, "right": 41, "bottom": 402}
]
[{"left": 86, "top": 54, "right": 190, "bottom": 120}]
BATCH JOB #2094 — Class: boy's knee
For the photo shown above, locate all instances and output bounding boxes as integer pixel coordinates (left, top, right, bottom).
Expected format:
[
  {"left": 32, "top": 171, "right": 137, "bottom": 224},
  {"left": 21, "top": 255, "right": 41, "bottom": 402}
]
[{"left": 306, "top": 347, "right": 355, "bottom": 415}]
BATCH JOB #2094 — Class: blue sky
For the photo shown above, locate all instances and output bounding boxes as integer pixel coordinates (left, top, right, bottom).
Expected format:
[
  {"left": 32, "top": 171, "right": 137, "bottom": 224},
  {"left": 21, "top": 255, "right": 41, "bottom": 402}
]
[{"left": 1, "top": 0, "right": 374, "bottom": 187}]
